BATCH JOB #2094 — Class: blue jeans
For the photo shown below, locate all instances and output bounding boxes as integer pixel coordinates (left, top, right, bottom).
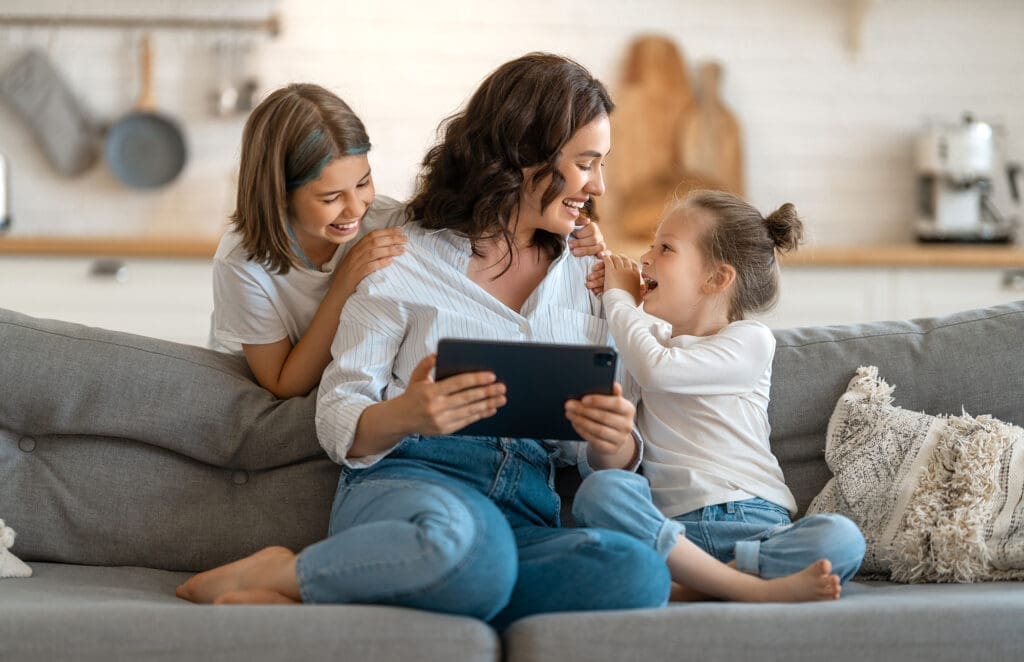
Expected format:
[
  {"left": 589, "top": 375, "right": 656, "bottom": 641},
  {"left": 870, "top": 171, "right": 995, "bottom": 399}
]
[
  {"left": 573, "top": 470, "right": 866, "bottom": 585},
  {"left": 294, "top": 436, "right": 669, "bottom": 629}
]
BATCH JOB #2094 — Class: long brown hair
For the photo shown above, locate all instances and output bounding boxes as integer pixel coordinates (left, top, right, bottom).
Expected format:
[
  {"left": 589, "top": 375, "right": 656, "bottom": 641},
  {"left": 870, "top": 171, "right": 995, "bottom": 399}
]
[
  {"left": 408, "top": 53, "right": 614, "bottom": 273},
  {"left": 678, "top": 190, "right": 804, "bottom": 321},
  {"left": 231, "top": 83, "right": 371, "bottom": 274}
]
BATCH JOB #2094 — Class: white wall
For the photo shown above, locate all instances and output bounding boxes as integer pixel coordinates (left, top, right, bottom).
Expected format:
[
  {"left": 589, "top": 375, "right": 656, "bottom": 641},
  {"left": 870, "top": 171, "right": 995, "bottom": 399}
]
[{"left": 1, "top": 0, "right": 1022, "bottom": 245}]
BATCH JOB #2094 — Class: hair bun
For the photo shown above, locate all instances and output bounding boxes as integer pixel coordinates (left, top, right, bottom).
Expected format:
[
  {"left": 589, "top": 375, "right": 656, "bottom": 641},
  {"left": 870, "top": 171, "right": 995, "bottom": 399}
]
[{"left": 764, "top": 203, "right": 803, "bottom": 253}]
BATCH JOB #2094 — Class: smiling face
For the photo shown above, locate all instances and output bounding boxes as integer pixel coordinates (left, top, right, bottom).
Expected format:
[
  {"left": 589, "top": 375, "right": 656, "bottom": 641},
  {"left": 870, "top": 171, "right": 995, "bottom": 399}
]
[
  {"left": 516, "top": 114, "right": 610, "bottom": 243},
  {"left": 287, "top": 154, "right": 374, "bottom": 264},
  {"left": 640, "top": 206, "right": 734, "bottom": 336}
]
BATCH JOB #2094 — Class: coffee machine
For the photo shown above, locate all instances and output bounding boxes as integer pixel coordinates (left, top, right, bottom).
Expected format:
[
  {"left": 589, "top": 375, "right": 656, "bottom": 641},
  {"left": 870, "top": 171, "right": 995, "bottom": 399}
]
[{"left": 915, "top": 113, "right": 1021, "bottom": 243}]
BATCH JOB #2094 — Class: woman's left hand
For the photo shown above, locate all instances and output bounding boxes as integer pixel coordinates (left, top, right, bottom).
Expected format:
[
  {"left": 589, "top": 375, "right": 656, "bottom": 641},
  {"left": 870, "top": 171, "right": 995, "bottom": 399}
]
[
  {"left": 565, "top": 383, "right": 638, "bottom": 469},
  {"left": 568, "top": 217, "right": 607, "bottom": 258}
]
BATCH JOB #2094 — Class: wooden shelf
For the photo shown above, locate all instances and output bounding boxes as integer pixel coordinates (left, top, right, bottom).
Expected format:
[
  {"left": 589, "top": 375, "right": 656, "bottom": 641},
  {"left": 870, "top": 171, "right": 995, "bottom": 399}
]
[
  {"left": 0, "top": 236, "right": 219, "bottom": 258},
  {"left": 606, "top": 239, "right": 1024, "bottom": 268}
]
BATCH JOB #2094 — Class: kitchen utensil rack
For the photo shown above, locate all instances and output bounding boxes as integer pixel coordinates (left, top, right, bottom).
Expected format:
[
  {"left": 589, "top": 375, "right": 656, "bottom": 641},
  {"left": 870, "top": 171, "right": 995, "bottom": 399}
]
[{"left": 0, "top": 13, "right": 281, "bottom": 37}]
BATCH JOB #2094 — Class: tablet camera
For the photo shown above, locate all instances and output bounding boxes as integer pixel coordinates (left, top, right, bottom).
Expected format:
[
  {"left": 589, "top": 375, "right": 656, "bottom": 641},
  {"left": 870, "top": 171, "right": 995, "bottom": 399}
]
[{"left": 593, "top": 352, "right": 615, "bottom": 367}]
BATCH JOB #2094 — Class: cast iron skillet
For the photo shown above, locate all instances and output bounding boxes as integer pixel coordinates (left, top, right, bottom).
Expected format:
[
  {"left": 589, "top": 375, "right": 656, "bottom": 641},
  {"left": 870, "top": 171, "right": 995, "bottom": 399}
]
[{"left": 105, "top": 34, "right": 186, "bottom": 189}]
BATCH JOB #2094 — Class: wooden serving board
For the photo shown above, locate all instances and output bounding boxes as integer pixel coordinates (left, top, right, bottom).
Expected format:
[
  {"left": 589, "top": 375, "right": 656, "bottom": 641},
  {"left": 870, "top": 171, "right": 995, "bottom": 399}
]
[{"left": 678, "top": 61, "right": 744, "bottom": 197}]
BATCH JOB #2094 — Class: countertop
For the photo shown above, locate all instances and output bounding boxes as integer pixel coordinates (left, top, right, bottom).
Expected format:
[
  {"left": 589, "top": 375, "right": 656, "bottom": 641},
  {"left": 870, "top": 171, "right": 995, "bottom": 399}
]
[{"left": 3, "top": 235, "right": 1024, "bottom": 268}]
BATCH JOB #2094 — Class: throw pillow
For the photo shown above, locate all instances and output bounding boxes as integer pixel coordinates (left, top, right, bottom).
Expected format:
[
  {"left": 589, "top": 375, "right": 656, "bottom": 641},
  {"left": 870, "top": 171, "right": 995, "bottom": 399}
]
[
  {"left": 0, "top": 519, "right": 32, "bottom": 579},
  {"left": 806, "top": 366, "right": 1024, "bottom": 583}
]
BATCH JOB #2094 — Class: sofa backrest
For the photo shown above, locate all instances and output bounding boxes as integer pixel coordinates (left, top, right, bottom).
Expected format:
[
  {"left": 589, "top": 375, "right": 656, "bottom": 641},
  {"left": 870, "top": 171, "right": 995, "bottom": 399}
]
[
  {"left": 0, "top": 308, "right": 337, "bottom": 572},
  {"left": 769, "top": 300, "right": 1024, "bottom": 512}
]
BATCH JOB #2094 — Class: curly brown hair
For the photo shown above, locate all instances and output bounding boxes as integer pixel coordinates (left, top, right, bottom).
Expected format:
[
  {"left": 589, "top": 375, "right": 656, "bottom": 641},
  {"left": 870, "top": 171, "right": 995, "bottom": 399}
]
[{"left": 408, "top": 53, "right": 614, "bottom": 274}]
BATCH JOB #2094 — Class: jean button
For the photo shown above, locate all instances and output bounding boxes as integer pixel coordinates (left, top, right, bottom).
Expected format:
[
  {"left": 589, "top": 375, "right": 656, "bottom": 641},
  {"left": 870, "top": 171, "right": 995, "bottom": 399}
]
[
  {"left": 232, "top": 470, "right": 249, "bottom": 485},
  {"left": 18, "top": 436, "right": 36, "bottom": 453}
]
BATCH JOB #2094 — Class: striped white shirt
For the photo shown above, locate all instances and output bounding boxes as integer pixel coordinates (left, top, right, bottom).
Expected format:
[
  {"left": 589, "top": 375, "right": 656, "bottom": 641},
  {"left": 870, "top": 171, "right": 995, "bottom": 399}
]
[{"left": 316, "top": 222, "right": 619, "bottom": 469}]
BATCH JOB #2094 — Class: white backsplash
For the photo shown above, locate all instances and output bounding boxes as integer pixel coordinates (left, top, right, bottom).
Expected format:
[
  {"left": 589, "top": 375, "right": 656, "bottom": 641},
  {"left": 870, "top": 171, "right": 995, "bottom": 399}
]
[{"left": 0, "top": 0, "right": 1021, "bottom": 245}]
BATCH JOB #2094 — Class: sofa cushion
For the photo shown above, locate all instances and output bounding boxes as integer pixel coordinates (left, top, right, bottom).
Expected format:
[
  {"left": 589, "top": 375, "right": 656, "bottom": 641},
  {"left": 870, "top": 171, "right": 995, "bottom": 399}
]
[
  {"left": 503, "top": 581, "right": 1024, "bottom": 662},
  {"left": 0, "top": 308, "right": 340, "bottom": 571},
  {"left": 0, "top": 563, "right": 499, "bottom": 662},
  {"left": 769, "top": 300, "right": 1024, "bottom": 514}
]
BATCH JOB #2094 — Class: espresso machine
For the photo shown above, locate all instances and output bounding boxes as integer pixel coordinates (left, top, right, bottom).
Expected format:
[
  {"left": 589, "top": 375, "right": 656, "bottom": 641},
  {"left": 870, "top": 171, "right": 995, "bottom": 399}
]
[{"left": 915, "top": 113, "right": 1021, "bottom": 243}]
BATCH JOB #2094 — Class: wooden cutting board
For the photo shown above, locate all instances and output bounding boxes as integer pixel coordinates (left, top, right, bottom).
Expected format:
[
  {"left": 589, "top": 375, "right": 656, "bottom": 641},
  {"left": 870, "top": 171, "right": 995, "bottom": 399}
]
[
  {"left": 678, "top": 61, "right": 744, "bottom": 197},
  {"left": 605, "top": 35, "right": 693, "bottom": 240}
]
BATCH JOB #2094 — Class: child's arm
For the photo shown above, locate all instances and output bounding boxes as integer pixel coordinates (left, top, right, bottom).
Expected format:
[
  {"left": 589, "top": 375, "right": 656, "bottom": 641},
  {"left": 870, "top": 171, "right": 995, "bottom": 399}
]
[
  {"left": 244, "top": 228, "right": 407, "bottom": 398},
  {"left": 601, "top": 254, "right": 773, "bottom": 395}
]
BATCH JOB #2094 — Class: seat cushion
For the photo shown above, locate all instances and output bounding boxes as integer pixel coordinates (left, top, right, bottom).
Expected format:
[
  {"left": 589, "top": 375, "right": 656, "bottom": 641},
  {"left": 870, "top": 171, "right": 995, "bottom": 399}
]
[
  {"left": 0, "top": 563, "right": 499, "bottom": 662},
  {"left": 503, "top": 581, "right": 1024, "bottom": 662}
]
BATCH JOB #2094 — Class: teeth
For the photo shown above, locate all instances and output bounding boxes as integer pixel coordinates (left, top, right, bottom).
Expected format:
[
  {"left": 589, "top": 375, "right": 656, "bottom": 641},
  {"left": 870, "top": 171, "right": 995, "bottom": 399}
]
[{"left": 562, "top": 199, "right": 585, "bottom": 209}]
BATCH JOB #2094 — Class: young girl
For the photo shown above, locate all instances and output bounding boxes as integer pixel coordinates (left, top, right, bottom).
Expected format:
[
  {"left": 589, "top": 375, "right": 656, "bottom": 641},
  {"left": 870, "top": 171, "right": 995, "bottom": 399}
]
[
  {"left": 210, "top": 82, "right": 613, "bottom": 398},
  {"left": 575, "top": 190, "right": 867, "bottom": 602}
]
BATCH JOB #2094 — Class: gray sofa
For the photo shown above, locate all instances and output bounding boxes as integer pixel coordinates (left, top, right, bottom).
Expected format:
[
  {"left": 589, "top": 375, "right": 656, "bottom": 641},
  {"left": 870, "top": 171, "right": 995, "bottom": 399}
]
[{"left": 2, "top": 301, "right": 1023, "bottom": 662}]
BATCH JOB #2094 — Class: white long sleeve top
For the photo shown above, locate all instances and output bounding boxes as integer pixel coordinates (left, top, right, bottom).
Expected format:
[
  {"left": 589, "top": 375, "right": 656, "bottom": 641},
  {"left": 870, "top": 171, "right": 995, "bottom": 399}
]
[
  {"left": 315, "top": 222, "right": 627, "bottom": 472},
  {"left": 603, "top": 288, "right": 797, "bottom": 517}
]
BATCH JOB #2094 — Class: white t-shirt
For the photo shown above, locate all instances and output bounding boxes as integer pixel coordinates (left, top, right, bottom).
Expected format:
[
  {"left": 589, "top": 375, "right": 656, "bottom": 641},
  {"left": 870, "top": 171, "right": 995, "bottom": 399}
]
[
  {"left": 603, "top": 288, "right": 797, "bottom": 517},
  {"left": 209, "top": 195, "right": 406, "bottom": 354}
]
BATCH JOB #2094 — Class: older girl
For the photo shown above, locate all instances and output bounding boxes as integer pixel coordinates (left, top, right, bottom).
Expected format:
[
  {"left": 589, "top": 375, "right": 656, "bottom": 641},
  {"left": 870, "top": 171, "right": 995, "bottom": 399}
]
[{"left": 177, "top": 54, "right": 668, "bottom": 628}]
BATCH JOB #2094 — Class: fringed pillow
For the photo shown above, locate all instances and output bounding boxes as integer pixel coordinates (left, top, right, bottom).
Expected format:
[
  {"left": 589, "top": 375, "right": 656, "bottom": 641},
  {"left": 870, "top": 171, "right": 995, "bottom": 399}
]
[{"left": 806, "top": 366, "right": 1024, "bottom": 583}]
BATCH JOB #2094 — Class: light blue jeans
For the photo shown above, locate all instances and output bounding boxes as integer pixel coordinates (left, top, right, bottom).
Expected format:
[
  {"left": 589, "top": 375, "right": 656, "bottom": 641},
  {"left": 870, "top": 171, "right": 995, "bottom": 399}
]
[
  {"left": 573, "top": 470, "right": 866, "bottom": 584},
  {"left": 294, "top": 436, "right": 670, "bottom": 629}
]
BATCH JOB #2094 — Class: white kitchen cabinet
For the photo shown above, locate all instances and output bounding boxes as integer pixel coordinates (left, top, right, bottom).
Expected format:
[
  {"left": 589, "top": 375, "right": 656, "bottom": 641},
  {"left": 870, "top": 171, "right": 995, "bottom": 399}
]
[
  {"left": 755, "top": 266, "right": 1024, "bottom": 329},
  {"left": 0, "top": 256, "right": 213, "bottom": 347}
]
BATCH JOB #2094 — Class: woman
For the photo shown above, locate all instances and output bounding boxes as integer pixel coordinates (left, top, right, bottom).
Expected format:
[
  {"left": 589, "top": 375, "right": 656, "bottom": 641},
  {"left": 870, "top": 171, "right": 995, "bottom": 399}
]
[{"left": 176, "top": 53, "right": 670, "bottom": 629}]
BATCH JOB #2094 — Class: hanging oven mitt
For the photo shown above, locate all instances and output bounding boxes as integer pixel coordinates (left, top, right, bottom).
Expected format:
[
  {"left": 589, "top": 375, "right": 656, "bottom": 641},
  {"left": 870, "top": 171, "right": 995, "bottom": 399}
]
[
  {"left": 0, "top": 518, "right": 32, "bottom": 578},
  {"left": 0, "top": 49, "right": 99, "bottom": 176}
]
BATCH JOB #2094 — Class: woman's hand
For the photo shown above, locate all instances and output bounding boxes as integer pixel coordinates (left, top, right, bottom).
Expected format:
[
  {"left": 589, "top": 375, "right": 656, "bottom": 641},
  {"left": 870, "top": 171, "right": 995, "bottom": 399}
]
[
  {"left": 330, "top": 227, "right": 408, "bottom": 300},
  {"left": 396, "top": 354, "right": 507, "bottom": 435},
  {"left": 601, "top": 253, "right": 644, "bottom": 304},
  {"left": 568, "top": 217, "right": 606, "bottom": 258},
  {"left": 565, "top": 383, "right": 638, "bottom": 470}
]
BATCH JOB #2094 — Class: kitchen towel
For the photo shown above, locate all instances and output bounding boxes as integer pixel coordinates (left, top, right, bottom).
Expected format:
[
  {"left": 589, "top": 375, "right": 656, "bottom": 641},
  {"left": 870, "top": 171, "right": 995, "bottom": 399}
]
[{"left": 0, "top": 49, "right": 98, "bottom": 176}]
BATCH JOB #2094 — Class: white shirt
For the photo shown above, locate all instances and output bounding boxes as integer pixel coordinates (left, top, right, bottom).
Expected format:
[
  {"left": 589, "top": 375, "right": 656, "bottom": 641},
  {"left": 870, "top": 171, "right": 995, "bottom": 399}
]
[
  {"left": 603, "top": 288, "right": 797, "bottom": 517},
  {"left": 315, "top": 222, "right": 619, "bottom": 470},
  {"left": 208, "top": 196, "right": 406, "bottom": 354}
]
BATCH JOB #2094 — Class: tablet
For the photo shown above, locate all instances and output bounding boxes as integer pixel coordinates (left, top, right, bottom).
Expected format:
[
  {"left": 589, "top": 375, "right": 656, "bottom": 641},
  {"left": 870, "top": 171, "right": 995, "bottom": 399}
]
[{"left": 434, "top": 338, "right": 618, "bottom": 441}]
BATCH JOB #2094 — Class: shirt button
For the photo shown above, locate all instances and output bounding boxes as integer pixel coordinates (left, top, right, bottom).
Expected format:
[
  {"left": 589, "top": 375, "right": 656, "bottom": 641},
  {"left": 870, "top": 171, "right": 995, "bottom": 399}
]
[
  {"left": 232, "top": 470, "right": 249, "bottom": 485},
  {"left": 519, "top": 323, "right": 529, "bottom": 334},
  {"left": 18, "top": 436, "right": 36, "bottom": 453}
]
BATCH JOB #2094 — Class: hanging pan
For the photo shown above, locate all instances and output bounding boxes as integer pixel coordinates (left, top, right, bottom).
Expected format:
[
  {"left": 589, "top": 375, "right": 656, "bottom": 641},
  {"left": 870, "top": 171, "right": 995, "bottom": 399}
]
[{"left": 105, "top": 34, "right": 187, "bottom": 189}]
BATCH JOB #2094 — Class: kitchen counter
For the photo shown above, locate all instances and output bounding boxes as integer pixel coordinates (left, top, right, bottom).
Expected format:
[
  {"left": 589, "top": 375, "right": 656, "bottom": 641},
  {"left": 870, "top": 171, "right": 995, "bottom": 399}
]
[
  {"left": 3, "top": 236, "right": 1024, "bottom": 267},
  {"left": 0, "top": 236, "right": 219, "bottom": 258},
  {"left": 608, "top": 239, "right": 1024, "bottom": 268}
]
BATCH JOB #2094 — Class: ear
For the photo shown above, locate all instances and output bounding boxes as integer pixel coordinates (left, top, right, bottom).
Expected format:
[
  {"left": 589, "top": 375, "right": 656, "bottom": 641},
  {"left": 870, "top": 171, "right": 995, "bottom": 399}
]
[{"left": 702, "top": 263, "right": 736, "bottom": 294}]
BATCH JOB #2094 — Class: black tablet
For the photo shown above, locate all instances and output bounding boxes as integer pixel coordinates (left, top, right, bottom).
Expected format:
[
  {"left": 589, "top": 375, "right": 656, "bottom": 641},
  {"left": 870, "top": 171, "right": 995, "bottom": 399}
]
[{"left": 434, "top": 338, "right": 618, "bottom": 441}]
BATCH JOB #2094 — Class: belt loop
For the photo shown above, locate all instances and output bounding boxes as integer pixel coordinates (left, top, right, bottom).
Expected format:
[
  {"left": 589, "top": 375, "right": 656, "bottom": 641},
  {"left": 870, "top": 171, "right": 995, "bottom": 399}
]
[{"left": 725, "top": 501, "right": 736, "bottom": 515}]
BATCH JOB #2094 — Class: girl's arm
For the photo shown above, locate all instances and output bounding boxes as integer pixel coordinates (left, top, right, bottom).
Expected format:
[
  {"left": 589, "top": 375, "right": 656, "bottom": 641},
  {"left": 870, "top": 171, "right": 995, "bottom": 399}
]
[
  {"left": 244, "top": 227, "right": 406, "bottom": 398},
  {"left": 601, "top": 254, "right": 773, "bottom": 395}
]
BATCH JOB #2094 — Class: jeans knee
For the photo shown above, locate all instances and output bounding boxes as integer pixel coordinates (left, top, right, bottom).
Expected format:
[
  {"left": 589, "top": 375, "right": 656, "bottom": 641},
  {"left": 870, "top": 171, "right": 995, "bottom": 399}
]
[
  {"left": 809, "top": 514, "right": 866, "bottom": 582},
  {"left": 572, "top": 469, "right": 646, "bottom": 529}
]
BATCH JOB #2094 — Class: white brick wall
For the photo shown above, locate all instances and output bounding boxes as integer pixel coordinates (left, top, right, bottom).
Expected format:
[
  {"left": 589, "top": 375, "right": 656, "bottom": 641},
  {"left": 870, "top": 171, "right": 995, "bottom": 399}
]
[{"left": 1, "top": 0, "right": 1021, "bottom": 246}]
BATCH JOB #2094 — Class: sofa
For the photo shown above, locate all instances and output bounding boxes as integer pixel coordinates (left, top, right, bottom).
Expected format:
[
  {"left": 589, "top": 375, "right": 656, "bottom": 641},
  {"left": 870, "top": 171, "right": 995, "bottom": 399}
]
[{"left": 1, "top": 301, "right": 1022, "bottom": 662}]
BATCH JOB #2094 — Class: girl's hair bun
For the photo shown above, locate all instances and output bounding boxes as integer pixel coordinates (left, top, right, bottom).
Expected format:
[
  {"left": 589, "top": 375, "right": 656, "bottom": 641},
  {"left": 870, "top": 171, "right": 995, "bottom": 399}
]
[{"left": 764, "top": 203, "right": 804, "bottom": 253}]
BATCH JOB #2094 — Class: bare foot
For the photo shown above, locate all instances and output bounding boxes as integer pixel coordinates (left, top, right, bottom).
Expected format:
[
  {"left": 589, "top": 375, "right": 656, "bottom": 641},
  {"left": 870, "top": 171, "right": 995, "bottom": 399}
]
[
  {"left": 175, "top": 546, "right": 299, "bottom": 604},
  {"left": 756, "top": 559, "right": 841, "bottom": 602},
  {"left": 214, "top": 589, "right": 300, "bottom": 605}
]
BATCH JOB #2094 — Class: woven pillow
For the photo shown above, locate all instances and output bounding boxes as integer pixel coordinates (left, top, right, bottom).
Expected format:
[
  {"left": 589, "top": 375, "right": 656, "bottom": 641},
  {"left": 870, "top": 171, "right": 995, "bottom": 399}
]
[{"left": 806, "top": 366, "right": 1024, "bottom": 583}]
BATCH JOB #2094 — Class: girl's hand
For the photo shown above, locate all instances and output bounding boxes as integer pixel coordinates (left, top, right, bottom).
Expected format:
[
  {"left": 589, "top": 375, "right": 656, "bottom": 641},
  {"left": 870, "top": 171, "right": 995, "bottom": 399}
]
[
  {"left": 565, "top": 383, "right": 638, "bottom": 469},
  {"left": 586, "top": 259, "right": 606, "bottom": 295},
  {"left": 602, "top": 253, "right": 644, "bottom": 304},
  {"left": 396, "top": 354, "right": 507, "bottom": 435},
  {"left": 568, "top": 217, "right": 607, "bottom": 257},
  {"left": 331, "top": 227, "right": 408, "bottom": 299}
]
